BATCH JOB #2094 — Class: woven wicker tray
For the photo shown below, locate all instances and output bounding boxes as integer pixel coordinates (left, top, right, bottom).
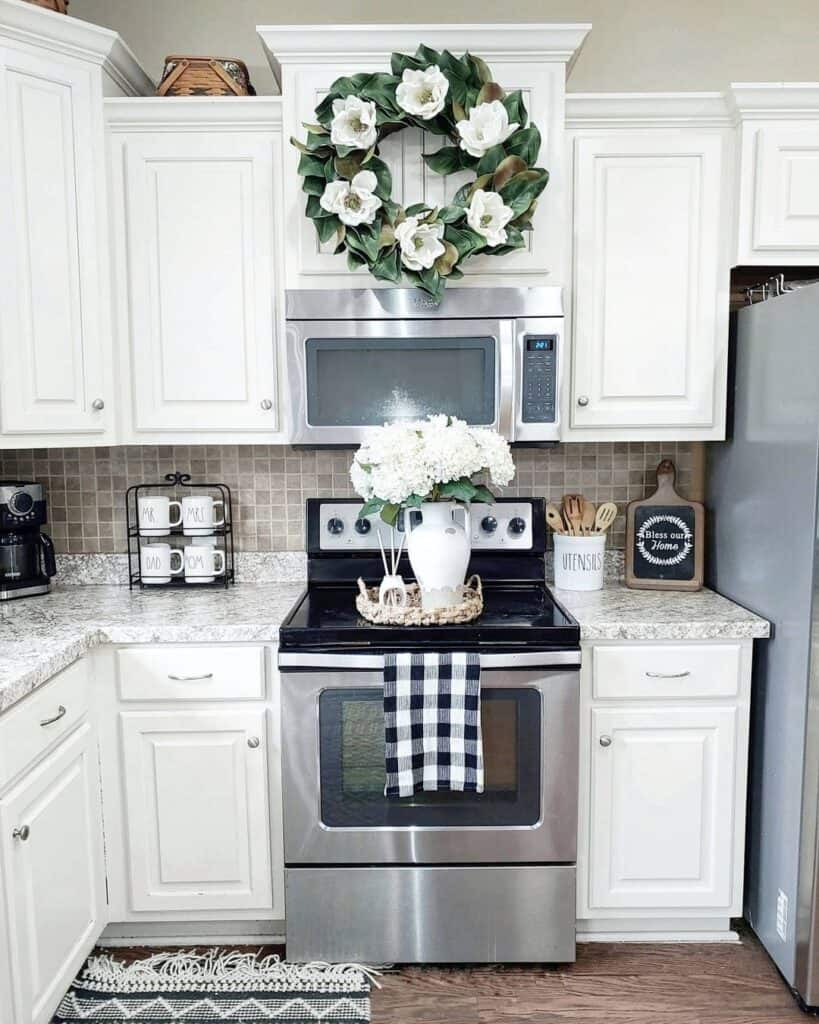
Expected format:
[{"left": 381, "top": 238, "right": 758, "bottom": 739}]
[{"left": 355, "top": 575, "right": 483, "bottom": 626}]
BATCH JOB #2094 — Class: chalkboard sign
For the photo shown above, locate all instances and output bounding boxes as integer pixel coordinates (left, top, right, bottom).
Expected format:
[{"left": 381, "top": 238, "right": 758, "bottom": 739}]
[{"left": 625, "top": 461, "right": 704, "bottom": 591}]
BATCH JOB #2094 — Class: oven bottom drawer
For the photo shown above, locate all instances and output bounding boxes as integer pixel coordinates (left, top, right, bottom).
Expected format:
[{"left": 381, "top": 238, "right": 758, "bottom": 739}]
[{"left": 286, "top": 864, "right": 576, "bottom": 964}]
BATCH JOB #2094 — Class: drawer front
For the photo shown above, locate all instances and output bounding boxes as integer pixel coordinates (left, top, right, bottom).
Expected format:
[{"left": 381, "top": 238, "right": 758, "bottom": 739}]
[
  {"left": 117, "top": 646, "right": 265, "bottom": 702},
  {"left": 0, "top": 660, "right": 90, "bottom": 790},
  {"left": 593, "top": 644, "right": 742, "bottom": 700}
]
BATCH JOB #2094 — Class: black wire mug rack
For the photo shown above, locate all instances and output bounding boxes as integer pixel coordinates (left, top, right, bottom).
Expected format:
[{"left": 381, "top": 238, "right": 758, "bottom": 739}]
[{"left": 126, "top": 472, "right": 235, "bottom": 590}]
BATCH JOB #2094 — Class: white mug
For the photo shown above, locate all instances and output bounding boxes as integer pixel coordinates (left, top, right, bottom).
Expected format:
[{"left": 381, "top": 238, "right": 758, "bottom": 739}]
[
  {"left": 184, "top": 544, "right": 225, "bottom": 584},
  {"left": 138, "top": 496, "right": 182, "bottom": 536},
  {"left": 182, "top": 495, "right": 225, "bottom": 536},
  {"left": 140, "top": 543, "right": 183, "bottom": 584}
]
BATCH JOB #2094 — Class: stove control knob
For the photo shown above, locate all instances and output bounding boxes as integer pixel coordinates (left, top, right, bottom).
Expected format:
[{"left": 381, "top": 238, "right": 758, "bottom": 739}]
[
  {"left": 508, "top": 516, "right": 526, "bottom": 536},
  {"left": 481, "top": 515, "right": 498, "bottom": 534},
  {"left": 327, "top": 517, "right": 345, "bottom": 535},
  {"left": 8, "top": 491, "right": 34, "bottom": 516},
  {"left": 354, "top": 517, "right": 371, "bottom": 535}
]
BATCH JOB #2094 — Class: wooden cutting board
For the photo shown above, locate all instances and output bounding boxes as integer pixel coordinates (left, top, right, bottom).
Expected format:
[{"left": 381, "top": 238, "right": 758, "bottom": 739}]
[{"left": 625, "top": 459, "right": 704, "bottom": 591}]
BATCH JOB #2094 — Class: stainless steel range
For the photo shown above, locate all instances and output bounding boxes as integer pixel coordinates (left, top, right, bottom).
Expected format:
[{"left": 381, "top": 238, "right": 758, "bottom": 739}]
[{"left": 278, "top": 498, "right": 581, "bottom": 964}]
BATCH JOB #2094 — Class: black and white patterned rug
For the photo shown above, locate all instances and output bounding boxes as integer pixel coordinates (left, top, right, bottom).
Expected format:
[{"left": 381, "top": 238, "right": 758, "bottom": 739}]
[{"left": 54, "top": 950, "right": 374, "bottom": 1023}]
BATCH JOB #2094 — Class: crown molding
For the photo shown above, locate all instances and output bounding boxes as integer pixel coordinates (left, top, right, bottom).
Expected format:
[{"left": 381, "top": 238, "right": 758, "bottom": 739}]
[
  {"left": 257, "top": 23, "right": 592, "bottom": 87},
  {"left": 0, "top": 0, "right": 153, "bottom": 94},
  {"left": 105, "top": 96, "right": 283, "bottom": 131},
  {"left": 566, "top": 92, "right": 731, "bottom": 129},
  {"left": 729, "top": 82, "right": 819, "bottom": 120}
]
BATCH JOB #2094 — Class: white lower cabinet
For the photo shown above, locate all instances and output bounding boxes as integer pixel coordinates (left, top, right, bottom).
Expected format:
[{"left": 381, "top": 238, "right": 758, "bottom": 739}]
[
  {"left": 578, "top": 641, "right": 752, "bottom": 935},
  {"left": 0, "top": 723, "right": 106, "bottom": 1024},
  {"left": 120, "top": 708, "right": 273, "bottom": 913}
]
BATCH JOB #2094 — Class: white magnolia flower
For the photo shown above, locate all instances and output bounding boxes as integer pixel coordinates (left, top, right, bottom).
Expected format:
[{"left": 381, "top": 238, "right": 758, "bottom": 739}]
[
  {"left": 330, "top": 95, "right": 378, "bottom": 151},
  {"left": 319, "top": 170, "right": 382, "bottom": 227},
  {"left": 350, "top": 415, "right": 515, "bottom": 509},
  {"left": 395, "top": 65, "right": 449, "bottom": 121},
  {"left": 394, "top": 216, "right": 446, "bottom": 271},
  {"left": 456, "top": 100, "right": 519, "bottom": 159},
  {"left": 466, "top": 189, "right": 515, "bottom": 247}
]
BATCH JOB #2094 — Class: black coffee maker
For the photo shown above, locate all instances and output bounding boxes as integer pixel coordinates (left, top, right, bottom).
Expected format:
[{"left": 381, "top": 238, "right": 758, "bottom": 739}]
[{"left": 0, "top": 482, "right": 56, "bottom": 600}]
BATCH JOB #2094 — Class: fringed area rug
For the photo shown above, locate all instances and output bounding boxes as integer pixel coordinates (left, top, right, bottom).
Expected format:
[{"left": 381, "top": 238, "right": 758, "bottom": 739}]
[{"left": 54, "top": 950, "right": 375, "bottom": 1023}]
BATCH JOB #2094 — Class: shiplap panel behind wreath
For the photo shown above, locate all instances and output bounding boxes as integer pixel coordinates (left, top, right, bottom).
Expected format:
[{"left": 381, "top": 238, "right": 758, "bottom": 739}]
[{"left": 265, "top": 25, "right": 589, "bottom": 289}]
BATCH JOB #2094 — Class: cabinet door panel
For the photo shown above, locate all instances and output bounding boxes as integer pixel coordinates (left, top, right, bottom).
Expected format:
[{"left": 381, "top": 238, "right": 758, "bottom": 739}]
[
  {"left": 120, "top": 710, "right": 272, "bottom": 912},
  {"left": 0, "top": 47, "right": 110, "bottom": 437},
  {"left": 589, "top": 706, "right": 737, "bottom": 910},
  {"left": 754, "top": 126, "right": 819, "bottom": 252},
  {"left": 122, "top": 133, "right": 278, "bottom": 432},
  {"left": 571, "top": 133, "right": 725, "bottom": 431},
  {"left": 0, "top": 724, "right": 106, "bottom": 1024}
]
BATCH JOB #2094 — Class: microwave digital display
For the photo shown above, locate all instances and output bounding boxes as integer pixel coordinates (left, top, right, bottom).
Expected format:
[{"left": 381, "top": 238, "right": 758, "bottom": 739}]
[{"left": 527, "top": 338, "right": 554, "bottom": 352}]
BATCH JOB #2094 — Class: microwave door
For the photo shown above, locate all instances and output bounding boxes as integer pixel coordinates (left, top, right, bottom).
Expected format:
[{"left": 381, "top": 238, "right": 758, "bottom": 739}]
[{"left": 285, "top": 319, "right": 515, "bottom": 445}]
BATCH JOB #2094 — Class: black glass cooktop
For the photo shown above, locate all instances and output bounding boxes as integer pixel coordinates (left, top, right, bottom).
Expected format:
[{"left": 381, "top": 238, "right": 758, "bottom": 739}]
[{"left": 278, "top": 580, "right": 580, "bottom": 651}]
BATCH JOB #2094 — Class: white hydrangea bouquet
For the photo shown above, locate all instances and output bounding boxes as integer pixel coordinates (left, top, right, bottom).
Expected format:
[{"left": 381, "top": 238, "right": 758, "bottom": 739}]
[{"left": 350, "top": 415, "right": 515, "bottom": 525}]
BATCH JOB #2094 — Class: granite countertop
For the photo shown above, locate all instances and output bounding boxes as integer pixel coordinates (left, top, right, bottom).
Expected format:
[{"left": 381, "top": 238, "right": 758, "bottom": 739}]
[
  {"left": 555, "top": 583, "right": 770, "bottom": 642},
  {"left": 0, "top": 583, "right": 305, "bottom": 714},
  {"left": 0, "top": 580, "right": 769, "bottom": 716}
]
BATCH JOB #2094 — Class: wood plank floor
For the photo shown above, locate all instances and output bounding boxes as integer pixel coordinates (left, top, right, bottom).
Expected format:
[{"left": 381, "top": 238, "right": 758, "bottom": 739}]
[{"left": 95, "top": 924, "right": 809, "bottom": 1023}]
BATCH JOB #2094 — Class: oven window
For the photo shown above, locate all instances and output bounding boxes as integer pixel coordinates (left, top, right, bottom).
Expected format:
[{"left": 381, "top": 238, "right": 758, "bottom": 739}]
[
  {"left": 319, "top": 688, "right": 541, "bottom": 827},
  {"left": 305, "top": 337, "right": 496, "bottom": 426}
]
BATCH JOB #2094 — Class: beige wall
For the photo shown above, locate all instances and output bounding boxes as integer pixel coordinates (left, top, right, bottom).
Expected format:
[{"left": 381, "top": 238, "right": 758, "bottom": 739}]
[{"left": 71, "top": 0, "right": 819, "bottom": 96}]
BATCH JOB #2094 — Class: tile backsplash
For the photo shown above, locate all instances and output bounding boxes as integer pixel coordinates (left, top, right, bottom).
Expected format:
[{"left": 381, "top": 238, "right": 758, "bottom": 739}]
[{"left": 0, "top": 443, "right": 694, "bottom": 554}]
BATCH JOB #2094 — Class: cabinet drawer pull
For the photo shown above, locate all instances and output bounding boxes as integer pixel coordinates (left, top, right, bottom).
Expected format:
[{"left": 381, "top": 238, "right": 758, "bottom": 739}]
[
  {"left": 599, "top": 735, "right": 612, "bottom": 748},
  {"left": 39, "top": 705, "right": 66, "bottom": 727},
  {"left": 167, "top": 673, "right": 214, "bottom": 682},
  {"left": 12, "top": 825, "right": 30, "bottom": 841},
  {"left": 645, "top": 670, "right": 691, "bottom": 679},
  {"left": 247, "top": 736, "right": 261, "bottom": 749}
]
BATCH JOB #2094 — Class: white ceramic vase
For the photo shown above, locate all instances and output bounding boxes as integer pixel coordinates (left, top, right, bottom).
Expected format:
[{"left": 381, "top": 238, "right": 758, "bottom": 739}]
[{"left": 406, "top": 502, "right": 471, "bottom": 611}]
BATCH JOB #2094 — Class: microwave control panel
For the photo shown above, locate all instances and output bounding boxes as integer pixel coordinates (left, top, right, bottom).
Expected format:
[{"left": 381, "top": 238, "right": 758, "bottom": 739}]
[{"left": 521, "top": 335, "right": 557, "bottom": 423}]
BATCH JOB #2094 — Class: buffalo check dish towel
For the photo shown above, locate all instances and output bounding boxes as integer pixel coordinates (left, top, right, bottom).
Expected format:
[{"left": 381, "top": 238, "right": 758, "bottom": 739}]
[{"left": 384, "top": 651, "right": 484, "bottom": 798}]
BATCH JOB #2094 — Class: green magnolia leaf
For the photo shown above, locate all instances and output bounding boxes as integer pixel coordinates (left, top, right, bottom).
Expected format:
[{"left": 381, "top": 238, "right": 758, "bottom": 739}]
[
  {"left": 381, "top": 197, "right": 402, "bottom": 224},
  {"left": 448, "top": 266, "right": 464, "bottom": 280},
  {"left": 492, "top": 154, "right": 528, "bottom": 191},
  {"left": 452, "top": 173, "right": 493, "bottom": 207},
  {"left": 472, "top": 484, "right": 496, "bottom": 504},
  {"left": 359, "top": 497, "right": 385, "bottom": 518},
  {"left": 334, "top": 152, "right": 364, "bottom": 180},
  {"left": 419, "top": 206, "right": 439, "bottom": 225},
  {"left": 438, "top": 204, "right": 465, "bottom": 224},
  {"left": 301, "top": 176, "right": 326, "bottom": 197},
  {"left": 347, "top": 250, "right": 365, "bottom": 270},
  {"left": 370, "top": 247, "right": 401, "bottom": 283},
  {"left": 390, "top": 51, "right": 425, "bottom": 77},
  {"left": 502, "top": 90, "right": 528, "bottom": 129},
  {"left": 297, "top": 152, "right": 327, "bottom": 178},
  {"left": 414, "top": 43, "right": 442, "bottom": 66},
  {"left": 476, "top": 145, "right": 507, "bottom": 177},
  {"left": 367, "top": 156, "right": 392, "bottom": 198},
  {"left": 346, "top": 224, "right": 380, "bottom": 263},
  {"left": 445, "top": 224, "right": 485, "bottom": 258},
  {"left": 378, "top": 222, "right": 395, "bottom": 249},
  {"left": 314, "top": 214, "right": 340, "bottom": 244},
  {"left": 381, "top": 502, "right": 401, "bottom": 527},
  {"left": 290, "top": 136, "right": 313, "bottom": 155},
  {"left": 301, "top": 121, "right": 328, "bottom": 134},
  {"left": 423, "top": 146, "right": 462, "bottom": 175},
  {"left": 306, "top": 194, "right": 333, "bottom": 219},
  {"left": 448, "top": 74, "right": 470, "bottom": 109},
  {"left": 467, "top": 53, "right": 492, "bottom": 85},
  {"left": 452, "top": 99, "right": 467, "bottom": 123},
  {"left": 512, "top": 198, "right": 538, "bottom": 229},
  {"left": 405, "top": 202, "right": 429, "bottom": 217},
  {"left": 476, "top": 81, "right": 505, "bottom": 105},
  {"left": 306, "top": 131, "right": 331, "bottom": 153},
  {"left": 416, "top": 266, "right": 444, "bottom": 302},
  {"left": 499, "top": 169, "right": 549, "bottom": 215},
  {"left": 438, "top": 50, "right": 470, "bottom": 81},
  {"left": 505, "top": 125, "right": 542, "bottom": 166}
]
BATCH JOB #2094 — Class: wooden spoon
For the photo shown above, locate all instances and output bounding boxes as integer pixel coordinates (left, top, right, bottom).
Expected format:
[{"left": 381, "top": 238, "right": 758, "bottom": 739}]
[
  {"left": 564, "top": 494, "right": 584, "bottom": 537},
  {"left": 594, "top": 501, "right": 618, "bottom": 533},
  {"left": 580, "top": 498, "right": 596, "bottom": 536},
  {"left": 546, "top": 504, "right": 566, "bottom": 534}
]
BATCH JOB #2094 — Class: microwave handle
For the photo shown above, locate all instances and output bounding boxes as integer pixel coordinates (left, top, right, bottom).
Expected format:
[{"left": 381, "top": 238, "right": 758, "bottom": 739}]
[{"left": 498, "top": 319, "right": 517, "bottom": 442}]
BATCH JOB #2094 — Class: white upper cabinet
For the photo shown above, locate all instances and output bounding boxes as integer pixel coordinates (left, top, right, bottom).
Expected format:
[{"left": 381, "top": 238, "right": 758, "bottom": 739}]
[
  {"left": 732, "top": 84, "right": 819, "bottom": 265},
  {"left": 564, "top": 95, "right": 732, "bottom": 440},
  {"left": 257, "top": 24, "right": 589, "bottom": 289},
  {"left": 107, "top": 99, "right": 285, "bottom": 442},
  {"left": 0, "top": 0, "right": 151, "bottom": 448}
]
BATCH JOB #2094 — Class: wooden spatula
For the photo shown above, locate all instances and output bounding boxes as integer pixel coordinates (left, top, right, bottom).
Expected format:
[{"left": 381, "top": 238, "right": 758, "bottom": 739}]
[
  {"left": 546, "top": 504, "right": 566, "bottom": 534},
  {"left": 564, "top": 494, "right": 584, "bottom": 537},
  {"left": 594, "top": 501, "right": 618, "bottom": 533},
  {"left": 580, "top": 499, "right": 596, "bottom": 535}
]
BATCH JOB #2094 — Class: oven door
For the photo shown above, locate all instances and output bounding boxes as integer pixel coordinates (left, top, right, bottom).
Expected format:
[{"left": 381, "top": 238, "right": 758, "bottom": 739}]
[
  {"left": 280, "top": 651, "right": 578, "bottom": 865},
  {"left": 285, "top": 318, "right": 514, "bottom": 445}
]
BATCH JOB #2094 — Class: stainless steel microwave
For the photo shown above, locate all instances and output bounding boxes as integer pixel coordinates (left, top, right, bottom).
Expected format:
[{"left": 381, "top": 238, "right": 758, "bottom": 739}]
[{"left": 284, "top": 287, "right": 563, "bottom": 446}]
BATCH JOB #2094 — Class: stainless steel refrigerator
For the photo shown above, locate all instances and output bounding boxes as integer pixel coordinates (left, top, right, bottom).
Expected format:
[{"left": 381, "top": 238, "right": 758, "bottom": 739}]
[{"left": 708, "top": 283, "right": 819, "bottom": 1007}]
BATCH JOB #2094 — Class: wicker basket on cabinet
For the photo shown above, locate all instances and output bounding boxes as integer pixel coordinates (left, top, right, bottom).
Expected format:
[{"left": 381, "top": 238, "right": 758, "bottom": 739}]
[{"left": 157, "top": 56, "right": 256, "bottom": 96}]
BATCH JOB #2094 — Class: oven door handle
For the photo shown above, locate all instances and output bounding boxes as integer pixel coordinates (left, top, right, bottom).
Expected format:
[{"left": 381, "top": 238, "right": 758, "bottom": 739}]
[{"left": 277, "top": 650, "right": 581, "bottom": 670}]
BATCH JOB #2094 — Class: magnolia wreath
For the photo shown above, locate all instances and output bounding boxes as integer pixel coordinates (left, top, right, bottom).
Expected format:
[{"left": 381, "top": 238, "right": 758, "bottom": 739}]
[{"left": 291, "top": 45, "right": 549, "bottom": 300}]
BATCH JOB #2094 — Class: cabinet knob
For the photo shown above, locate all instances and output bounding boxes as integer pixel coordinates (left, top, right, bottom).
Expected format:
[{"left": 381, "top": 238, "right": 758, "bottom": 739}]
[
  {"left": 577, "top": 395, "right": 590, "bottom": 408},
  {"left": 599, "top": 735, "right": 612, "bottom": 748},
  {"left": 247, "top": 736, "right": 261, "bottom": 749},
  {"left": 91, "top": 398, "right": 105, "bottom": 411},
  {"left": 12, "top": 825, "right": 30, "bottom": 841},
  {"left": 260, "top": 399, "right": 273, "bottom": 411}
]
